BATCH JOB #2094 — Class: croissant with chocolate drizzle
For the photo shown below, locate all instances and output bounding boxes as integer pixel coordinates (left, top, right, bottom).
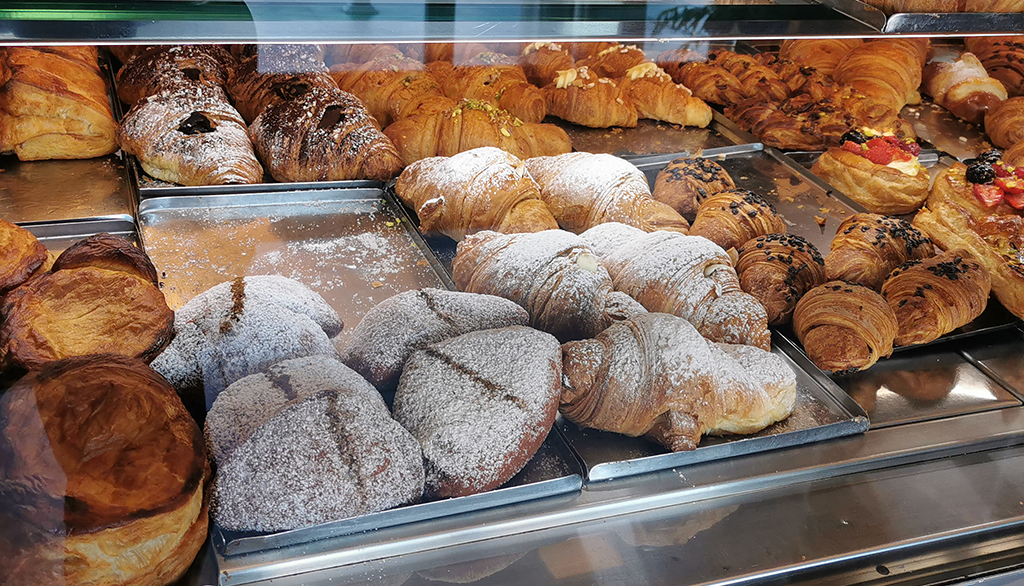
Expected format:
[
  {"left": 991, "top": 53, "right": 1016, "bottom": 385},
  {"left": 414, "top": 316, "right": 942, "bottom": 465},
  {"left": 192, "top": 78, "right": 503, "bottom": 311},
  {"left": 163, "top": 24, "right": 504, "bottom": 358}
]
[
  {"left": 653, "top": 157, "right": 736, "bottom": 217},
  {"left": 689, "top": 189, "right": 787, "bottom": 251},
  {"left": 825, "top": 213, "right": 935, "bottom": 291},
  {"left": 735, "top": 234, "right": 826, "bottom": 326}
]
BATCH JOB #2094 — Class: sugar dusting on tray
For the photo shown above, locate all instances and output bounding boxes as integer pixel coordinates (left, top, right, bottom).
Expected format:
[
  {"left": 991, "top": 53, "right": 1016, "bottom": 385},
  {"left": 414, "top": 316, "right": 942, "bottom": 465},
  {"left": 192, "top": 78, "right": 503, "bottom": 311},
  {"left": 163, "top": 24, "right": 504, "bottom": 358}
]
[{"left": 141, "top": 198, "right": 446, "bottom": 337}]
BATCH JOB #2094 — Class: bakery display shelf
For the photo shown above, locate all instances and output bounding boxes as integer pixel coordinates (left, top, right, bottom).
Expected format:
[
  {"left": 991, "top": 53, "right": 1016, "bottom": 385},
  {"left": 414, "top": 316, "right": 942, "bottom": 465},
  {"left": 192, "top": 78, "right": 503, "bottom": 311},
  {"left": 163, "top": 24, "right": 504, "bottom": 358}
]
[
  {"left": 23, "top": 218, "right": 139, "bottom": 253},
  {"left": 213, "top": 431, "right": 584, "bottom": 557},
  {"left": 557, "top": 111, "right": 758, "bottom": 161},
  {"left": 901, "top": 100, "right": 992, "bottom": 162},
  {"left": 556, "top": 331, "right": 869, "bottom": 482},
  {"left": 832, "top": 0, "right": 1024, "bottom": 34},
  {"left": 135, "top": 187, "right": 454, "bottom": 333},
  {"left": 961, "top": 325, "right": 1024, "bottom": 400}
]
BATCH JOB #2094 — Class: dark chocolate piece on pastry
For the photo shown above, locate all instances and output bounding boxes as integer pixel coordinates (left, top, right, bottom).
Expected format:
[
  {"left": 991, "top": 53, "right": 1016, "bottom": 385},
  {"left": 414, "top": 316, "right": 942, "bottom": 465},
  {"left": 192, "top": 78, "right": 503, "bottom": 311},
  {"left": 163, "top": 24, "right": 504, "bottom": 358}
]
[
  {"left": 735, "top": 233, "right": 826, "bottom": 326},
  {"left": 393, "top": 326, "right": 561, "bottom": 498},
  {"left": 689, "top": 189, "right": 787, "bottom": 251},
  {"left": 825, "top": 213, "right": 935, "bottom": 291},
  {"left": 115, "top": 45, "right": 234, "bottom": 106}
]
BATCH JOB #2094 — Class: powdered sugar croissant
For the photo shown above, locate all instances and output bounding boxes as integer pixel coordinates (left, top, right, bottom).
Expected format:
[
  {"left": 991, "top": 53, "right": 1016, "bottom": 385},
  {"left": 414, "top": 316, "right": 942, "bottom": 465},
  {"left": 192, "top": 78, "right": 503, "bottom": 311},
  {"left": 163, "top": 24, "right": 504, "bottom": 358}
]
[{"left": 560, "top": 312, "right": 795, "bottom": 452}]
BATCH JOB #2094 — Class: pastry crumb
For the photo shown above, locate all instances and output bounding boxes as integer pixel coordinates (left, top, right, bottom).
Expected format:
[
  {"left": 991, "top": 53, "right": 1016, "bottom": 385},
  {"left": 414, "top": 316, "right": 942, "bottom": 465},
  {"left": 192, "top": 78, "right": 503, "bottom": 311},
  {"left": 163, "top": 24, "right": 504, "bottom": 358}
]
[
  {"left": 814, "top": 215, "right": 827, "bottom": 229},
  {"left": 416, "top": 259, "right": 429, "bottom": 267},
  {"left": 371, "top": 280, "right": 384, "bottom": 288}
]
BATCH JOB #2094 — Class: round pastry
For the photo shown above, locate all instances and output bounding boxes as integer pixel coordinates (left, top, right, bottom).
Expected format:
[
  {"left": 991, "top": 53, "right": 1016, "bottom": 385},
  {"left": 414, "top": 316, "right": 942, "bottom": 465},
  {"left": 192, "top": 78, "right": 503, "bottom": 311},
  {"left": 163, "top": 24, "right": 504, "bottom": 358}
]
[
  {"left": 881, "top": 249, "right": 991, "bottom": 346},
  {"left": 51, "top": 232, "right": 159, "bottom": 285},
  {"left": 689, "top": 189, "right": 786, "bottom": 251},
  {"left": 793, "top": 281, "right": 898, "bottom": 374},
  {"left": 735, "top": 233, "right": 826, "bottom": 325},
  {"left": 652, "top": 157, "right": 736, "bottom": 217},
  {"left": 825, "top": 213, "right": 935, "bottom": 291},
  {"left": 338, "top": 288, "right": 529, "bottom": 392},
  {"left": 393, "top": 326, "right": 561, "bottom": 498},
  {"left": 0, "top": 355, "right": 208, "bottom": 586},
  {"left": 0, "top": 217, "right": 47, "bottom": 294},
  {"left": 811, "top": 132, "right": 928, "bottom": 215},
  {"left": 0, "top": 265, "right": 174, "bottom": 370},
  {"left": 928, "top": 157, "right": 1024, "bottom": 219}
]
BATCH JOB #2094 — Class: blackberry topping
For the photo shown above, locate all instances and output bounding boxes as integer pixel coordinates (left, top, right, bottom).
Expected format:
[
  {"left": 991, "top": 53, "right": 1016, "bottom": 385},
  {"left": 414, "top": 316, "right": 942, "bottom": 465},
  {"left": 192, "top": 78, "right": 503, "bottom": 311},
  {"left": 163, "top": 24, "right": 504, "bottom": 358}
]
[
  {"left": 976, "top": 149, "right": 1003, "bottom": 164},
  {"left": 840, "top": 130, "right": 869, "bottom": 144},
  {"left": 965, "top": 162, "right": 996, "bottom": 184}
]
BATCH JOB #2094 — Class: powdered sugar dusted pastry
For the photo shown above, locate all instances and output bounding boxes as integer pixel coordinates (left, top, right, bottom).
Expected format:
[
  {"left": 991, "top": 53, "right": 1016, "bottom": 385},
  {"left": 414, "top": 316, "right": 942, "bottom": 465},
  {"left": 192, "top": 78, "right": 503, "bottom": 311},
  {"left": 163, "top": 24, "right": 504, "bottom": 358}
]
[
  {"left": 452, "top": 229, "right": 647, "bottom": 342},
  {"left": 581, "top": 223, "right": 771, "bottom": 350},
  {"left": 211, "top": 388, "right": 424, "bottom": 531},
  {"left": 118, "top": 89, "right": 263, "bottom": 186},
  {"left": 115, "top": 45, "right": 234, "bottom": 106},
  {"left": 205, "top": 354, "right": 385, "bottom": 463},
  {"left": 249, "top": 87, "right": 403, "bottom": 183},
  {"left": 393, "top": 326, "right": 561, "bottom": 498},
  {"left": 150, "top": 275, "right": 343, "bottom": 406},
  {"left": 338, "top": 288, "right": 529, "bottom": 392}
]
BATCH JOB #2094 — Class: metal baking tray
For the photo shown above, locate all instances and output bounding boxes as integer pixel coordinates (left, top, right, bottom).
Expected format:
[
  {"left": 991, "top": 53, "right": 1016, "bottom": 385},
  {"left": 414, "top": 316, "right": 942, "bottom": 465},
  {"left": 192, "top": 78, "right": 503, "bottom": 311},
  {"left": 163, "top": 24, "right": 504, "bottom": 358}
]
[
  {"left": 960, "top": 326, "right": 1024, "bottom": 400},
  {"left": 901, "top": 101, "right": 992, "bottom": 162},
  {"left": 137, "top": 188, "right": 453, "bottom": 339},
  {"left": 556, "top": 111, "right": 755, "bottom": 160},
  {"left": 213, "top": 430, "right": 583, "bottom": 556},
  {"left": 556, "top": 332, "right": 869, "bottom": 482},
  {"left": 24, "top": 218, "right": 139, "bottom": 253}
]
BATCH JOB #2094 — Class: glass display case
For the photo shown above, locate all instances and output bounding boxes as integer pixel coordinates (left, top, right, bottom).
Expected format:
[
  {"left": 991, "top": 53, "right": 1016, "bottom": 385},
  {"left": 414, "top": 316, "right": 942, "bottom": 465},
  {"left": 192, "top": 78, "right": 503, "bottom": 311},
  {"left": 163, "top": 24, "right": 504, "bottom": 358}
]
[{"left": 3, "top": 2, "right": 1024, "bottom": 586}]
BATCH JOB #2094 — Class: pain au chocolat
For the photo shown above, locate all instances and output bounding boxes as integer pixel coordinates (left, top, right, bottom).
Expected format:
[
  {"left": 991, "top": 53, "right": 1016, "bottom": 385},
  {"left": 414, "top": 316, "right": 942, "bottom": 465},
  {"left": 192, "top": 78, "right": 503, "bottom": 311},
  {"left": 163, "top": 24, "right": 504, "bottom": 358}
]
[{"left": 0, "top": 355, "right": 208, "bottom": 586}]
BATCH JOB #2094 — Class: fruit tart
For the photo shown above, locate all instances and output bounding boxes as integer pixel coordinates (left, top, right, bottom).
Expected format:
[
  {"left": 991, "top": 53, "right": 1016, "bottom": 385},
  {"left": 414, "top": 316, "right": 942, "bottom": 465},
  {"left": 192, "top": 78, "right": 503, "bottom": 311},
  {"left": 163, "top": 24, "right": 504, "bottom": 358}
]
[
  {"left": 927, "top": 150, "right": 1024, "bottom": 220},
  {"left": 811, "top": 129, "right": 928, "bottom": 215}
]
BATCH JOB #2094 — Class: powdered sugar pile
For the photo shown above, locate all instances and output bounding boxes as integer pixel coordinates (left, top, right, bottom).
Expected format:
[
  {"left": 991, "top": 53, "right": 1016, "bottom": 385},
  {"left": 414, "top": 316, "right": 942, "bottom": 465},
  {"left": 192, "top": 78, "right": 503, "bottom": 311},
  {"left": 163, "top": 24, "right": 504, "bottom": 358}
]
[{"left": 392, "top": 326, "right": 560, "bottom": 498}]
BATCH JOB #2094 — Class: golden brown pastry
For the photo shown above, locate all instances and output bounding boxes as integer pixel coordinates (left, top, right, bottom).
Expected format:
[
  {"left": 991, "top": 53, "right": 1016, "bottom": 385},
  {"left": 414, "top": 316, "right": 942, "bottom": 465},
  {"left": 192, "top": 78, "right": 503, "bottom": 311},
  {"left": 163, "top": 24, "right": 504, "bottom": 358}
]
[
  {"left": 881, "top": 250, "right": 992, "bottom": 346},
  {"left": 616, "top": 63, "right": 713, "bottom": 128},
  {"left": 543, "top": 66, "right": 638, "bottom": 128},
  {"left": 965, "top": 36, "right": 1024, "bottom": 97},
  {"left": 735, "top": 234, "right": 826, "bottom": 326},
  {"left": 576, "top": 43, "right": 647, "bottom": 78},
  {"left": 443, "top": 63, "right": 546, "bottom": 123},
  {"left": 226, "top": 50, "right": 338, "bottom": 124},
  {"left": 832, "top": 39, "right": 929, "bottom": 113},
  {"left": 581, "top": 222, "right": 772, "bottom": 350},
  {"left": 451, "top": 229, "right": 646, "bottom": 341},
  {"left": 984, "top": 96, "right": 1024, "bottom": 149},
  {"left": 329, "top": 55, "right": 454, "bottom": 127},
  {"left": 863, "top": 0, "right": 1024, "bottom": 12},
  {"left": 115, "top": 45, "right": 234, "bottom": 106},
  {"left": 525, "top": 152, "right": 690, "bottom": 234},
  {"left": 0, "top": 47, "right": 118, "bottom": 160},
  {"left": 913, "top": 201, "right": 1024, "bottom": 320},
  {"left": 560, "top": 313, "right": 795, "bottom": 451},
  {"left": 927, "top": 160, "right": 1024, "bottom": 220},
  {"left": 811, "top": 137, "right": 929, "bottom": 215},
  {"left": 923, "top": 52, "right": 1007, "bottom": 126},
  {"left": 653, "top": 157, "right": 736, "bottom": 217},
  {"left": 655, "top": 49, "right": 745, "bottom": 106},
  {"left": 706, "top": 50, "right": 791, "bottom": 103},
  {"left": 384, "top": 98, "right": 571, "bottom": 165},
  {"left": 778, "top": 39, "right": 863, "bottom": 78},
  {"left": 793, "top": 281, "right": 899, "bottom": 374},
  {"left": 118, "top": 89, "right": 264, "bottom": 186},
  {"left": 51, "top": 232, "right": 159, "bottom": 286},
  {"left": 250, "top": 87, "right": 403, "bottom": 182},
  {"left": 0, "top": 354, "right": 208, "bottom": 586},
  {"left": 825, "top": 213, "right": 936, "bottom": 290},
  {"left": 0, "top": 218, "right": 47, "bottom": 295},
  {"left": 567, "top": 41, "right": 617, "bottom": 61},
  {"left": 325, "top": 43, "right": 403, "bottom": 66},
  {"left": 519, "top": 42, "right": 574, "bottom": 87},
  {"left": 689, "top": 189, "right": 787, "bottom": 251},
  {"left": 395, "top": 147, "right": 558, "bottom": 240},
  {"left": 1006, "top": 140, "right": 1024, "bottom": 166}
]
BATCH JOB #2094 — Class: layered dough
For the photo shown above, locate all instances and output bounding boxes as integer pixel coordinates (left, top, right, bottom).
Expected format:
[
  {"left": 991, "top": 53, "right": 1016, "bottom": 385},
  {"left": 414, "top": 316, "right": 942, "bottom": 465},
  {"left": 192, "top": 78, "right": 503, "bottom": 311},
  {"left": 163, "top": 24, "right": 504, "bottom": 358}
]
[{"left": 812, "top": 147, "right": 929, "bottom": 215}]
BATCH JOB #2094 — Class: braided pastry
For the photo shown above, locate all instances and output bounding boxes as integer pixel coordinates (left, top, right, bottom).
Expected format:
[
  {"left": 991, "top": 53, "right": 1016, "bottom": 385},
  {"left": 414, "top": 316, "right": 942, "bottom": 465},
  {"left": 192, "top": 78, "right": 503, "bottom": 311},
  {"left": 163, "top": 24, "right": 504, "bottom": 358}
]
[
  {"left": 778, "top": 39, "right": 863, "bottom": 78},
  {"left": 825, "top": 213, "right": 935, "bottom": 290},
  {"left": 984, "top": 97, "right": 1024, "bottom": 149},
  {"left": 653, "top": 157, "right": 736, "bottom": 217},
  {"left": 793, "top": 281, "right": 898, "bottom": 374},
  {"left": 543, "top": 66, "right": 638, "bottom": 128},
  {"left": 881, "top": 250, "right": 991, "bottom": 346},
  {"left": 249, "top": 87, "right": 403, "bottom": 182},
  {"left": 706, "top": 50, "right": 791, "bottom": 103},
  {"left": 735, "top": 234, "right": 826, "bottom": 326},
  {"left": 965, "top": 36, "right": 1024, "bottom": 97},
  {"left": 689, "top": 189, "right": 787, "bottom": 251},
  {"left": 115, "top": 45, "right": 233, "bottom": 106},
  {"left": 655, "top": 50, "right": 744, "bottom": 106}
]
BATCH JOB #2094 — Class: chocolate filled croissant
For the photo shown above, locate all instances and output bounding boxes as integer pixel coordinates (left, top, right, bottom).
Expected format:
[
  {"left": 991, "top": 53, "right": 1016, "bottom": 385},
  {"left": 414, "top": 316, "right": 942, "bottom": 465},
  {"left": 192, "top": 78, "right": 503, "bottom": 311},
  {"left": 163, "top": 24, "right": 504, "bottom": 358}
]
[
  {"left": 249, "top": 87, "right": 403, "bottom": 183},
  {"left": 617, "top": 64, "right": 713, "bottom": 128},
  {"left": 118, "top": 89, "right": 263, "bottom": 186},
  {"left": 707, "top": 50, "right": 791, "bottom": 103},
  {"left": 793, "top": 281, "right": 898, "bottom": 374},
  {"left": 735, "top": 234, "right": 826, "bottom": 326},
  {"left": 394, "top": 147, "right": 558, "bottom": 240},
  {"left": 689, "top": 189, "right": 787, "bottom": 251},
  {"left": 330, "top": 55, "right": 454, "bottom": 128},
  {"left": 115, "top": 45, "right": 234, "bottom": 106},
  {"left": 881, "top": 250, "right": 991, "bottom": 346},
  {"left": 825, "top": 213, "right": 935, "bottom": 290},
  {"left": 451, "top": 229, "right": 646, "bottom": 341},
  {"left": 543, "top": 66, "right": 638, "bottom": 128},
  {"left": 227, "top": 50, "right": 338, "bottom": 123},
  {"left": 652, "top": 157, "right": 736, "bottom": 217},
  {"left": 525, "top": 152, "right": 690, "bottom": 234},
  {"left": 581, "top": 222, "right": 771, "bottom": 350},
  {"left": 560, "top": 313, "right": 795, "bottom": 451}
]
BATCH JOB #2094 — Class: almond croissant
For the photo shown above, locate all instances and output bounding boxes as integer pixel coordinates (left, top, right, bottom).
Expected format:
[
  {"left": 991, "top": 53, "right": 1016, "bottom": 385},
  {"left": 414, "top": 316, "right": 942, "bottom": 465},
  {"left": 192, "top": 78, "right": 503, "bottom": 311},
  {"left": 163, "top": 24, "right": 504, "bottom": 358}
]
[
  {"left": 394, "top": 147, "right": 558, "bottom": 241},
  {"left": 560, "top": 312, "right": 795, "bottom": 452},
  {"left": 617, "top": 63, "right": 713, "bottom": 128},
  {"left": 443, "top": 63, "right": 547, "bottom": 123},
  {"left": 543, "top": 66, "right": 638, "bottom": 128}
]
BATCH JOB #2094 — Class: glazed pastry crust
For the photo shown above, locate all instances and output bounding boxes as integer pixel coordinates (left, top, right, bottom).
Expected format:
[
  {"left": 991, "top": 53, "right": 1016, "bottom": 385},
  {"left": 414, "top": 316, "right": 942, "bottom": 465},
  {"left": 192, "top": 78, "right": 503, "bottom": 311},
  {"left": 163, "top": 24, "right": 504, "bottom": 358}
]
[
  {"left": 927, "top": 162, "right": 1022, "bottom": 219},
  {"left": 735, "top": 233, "right": 826, "bottom": 326},
  {"left": 653, "top": 157, "right": 736, "bottom": 217},
  {"left": 689, "top": 189, "right": 787, "bottom": 251},
  {"left": 825, "top": 213, "right": 935, "bottom": 290},
  {"left": 0, "top": 218, "right": 47, "bottom": 294},
  {"left": 812, "top": 147, "right": 929, "bottom": 215}
]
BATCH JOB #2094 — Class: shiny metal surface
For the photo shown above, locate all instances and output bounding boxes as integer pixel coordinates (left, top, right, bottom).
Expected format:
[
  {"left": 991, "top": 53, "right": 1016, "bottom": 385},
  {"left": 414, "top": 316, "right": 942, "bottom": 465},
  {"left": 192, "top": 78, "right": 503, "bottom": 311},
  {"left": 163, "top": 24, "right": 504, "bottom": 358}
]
[
  {"left": 136, "top": 189, "right": 453, "bottom": 338},
  {"left": 557, "top": 332, "right": 868, "bottom": 482},
  {"left": 962, "top": 327, "right": 1024, "bottom": 399},
  {"left": 557, "top": 116, "right": 742, "bottom": 160},
  {"left": 901, "top": 101, "right": 992, "bottom": 162},
  {"left": 24, "top": 218, "right": 139, "bottom": 252},
  {"left": 0, "top": 154, "right": 135, "bottom": 225},
  {"left": 882, "top": 9, "right": 1024, "bottom": 35}
]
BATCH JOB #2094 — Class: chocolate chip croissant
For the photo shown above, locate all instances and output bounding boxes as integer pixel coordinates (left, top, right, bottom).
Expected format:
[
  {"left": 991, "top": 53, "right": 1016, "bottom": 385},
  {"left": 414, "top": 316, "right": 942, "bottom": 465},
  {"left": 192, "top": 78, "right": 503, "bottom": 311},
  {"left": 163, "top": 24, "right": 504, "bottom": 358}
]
[
  {"left": 735, "top": 234, "right": 826, "bottom": 326},
  {"left": 249, "top": 87, "right": 403, "bottom": 182},
  {"left": 118, "top": 89, "right": 263, "bottom": 186},
  {"left": 653, "top": 157, "right": 736, "bottom": 217},
  {"left": 825, "top": 213, "right": 935, "bottom": 290},
  {"left": 689, "top": 189, "right": 787, "bottom": 251},
  {"left": 882, "top": 249, "right": 992, "bottom": 347}
]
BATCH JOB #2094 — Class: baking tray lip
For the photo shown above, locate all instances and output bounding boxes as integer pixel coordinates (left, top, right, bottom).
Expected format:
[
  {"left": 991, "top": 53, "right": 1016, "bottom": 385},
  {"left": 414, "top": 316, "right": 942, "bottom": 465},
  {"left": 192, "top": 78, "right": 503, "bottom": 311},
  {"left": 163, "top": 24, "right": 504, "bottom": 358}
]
[
  {"left": 136, "top": 186, "right": 388, "bottom": 216},
  {"left": 137, "top": 178, "right": 386, "bottom": 198},
  {"left": 628, "top": 142, "right": 764, "bottom": 169},
  {"left": 22, "top": 218, "right": 138, "bottom": 240}
]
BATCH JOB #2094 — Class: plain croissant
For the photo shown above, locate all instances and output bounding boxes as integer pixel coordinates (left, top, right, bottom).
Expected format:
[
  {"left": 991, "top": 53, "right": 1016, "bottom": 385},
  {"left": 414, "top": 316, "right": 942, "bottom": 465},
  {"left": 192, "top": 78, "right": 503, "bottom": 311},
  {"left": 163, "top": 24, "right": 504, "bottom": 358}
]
[{"left": 560, "top": 312, "right": 796, "bottom": 451}]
